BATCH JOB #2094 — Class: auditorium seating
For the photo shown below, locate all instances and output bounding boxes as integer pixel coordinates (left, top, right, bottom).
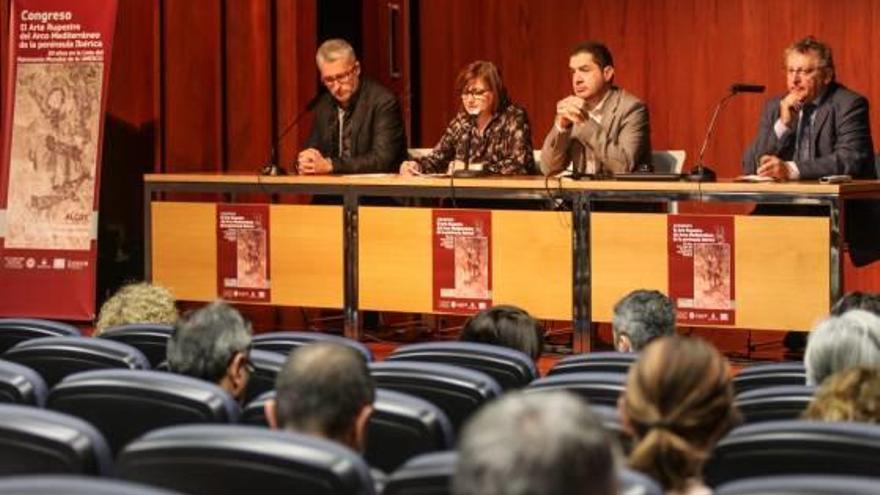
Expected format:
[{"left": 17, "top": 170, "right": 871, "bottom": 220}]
[
  {"left": 47, "top": 369, "right": 240, "bottom": 455},
  {"left": 0, "top": 404, "right": 112, "bottom": 475},
  {"left": 0, "top": 475, "right": 184, "bottom": 495},
  {"left": 385, "top": 341, "right": 537, "bottom": 390},
  {"left": 0, "top": 359, "right": 47, "bottom": 406},
  {"left": 0, "top": 318, "right": 79, "bottom": 354},
  {"left": 98, "top": 323, "right": 174, "bottom": 368},
  {"left": 547, "top": 351, "right": 637, "bottom": 376},
  {"left": 242, "top": 388, "right": 455, "bottom": 473},
  {"left": 732, "top": 362, "right": 807, "bottom": 394},
  {"left": 525, "top": 371, "right": 627, "bottom": 407},
  {"left": 243, "top": 349, "right": 284, "bottom": 402},
  {"left": 715, "top": 474, "right": 880, "bottom": 495},
  {"left": 590, "top": 404, "right": 632, "bottom": 453},
  {"left": 704, "top": 420, "right": 880, "bottom": 486},
  {"left": 365, "top": 389, "right": 455, "bottom": 473},
  {"left": 734, "top": 385, "right": 815, "bottom": 424},
  {"left": 251, "top": 331, "right": 373, "bottom": 361},
  {"left": 3, "top": 337, "right": 150, "bottom": 387},
  {"left": 240, "top": 390, "right": 273, "bottom": 425},
  {"left": 117, "top": 424, "right": 376, "bottom": 495},
  {"left": 383, "top": 451, "right": 456, "bottom": 495},
  {"left": 369, "top": 361, "right": 502, "bottom": 433}
]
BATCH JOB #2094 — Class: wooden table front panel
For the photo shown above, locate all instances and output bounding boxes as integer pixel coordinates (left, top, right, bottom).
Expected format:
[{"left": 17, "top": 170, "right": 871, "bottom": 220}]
[
  {"left": 591, "top": 212, "right": 829, "bottom": 330},
  {"left": 151, "top": 202, "right": 344, "bottom": 308},
  {"left": 358, "top": 207, "right": 572, "bottom": 319}
]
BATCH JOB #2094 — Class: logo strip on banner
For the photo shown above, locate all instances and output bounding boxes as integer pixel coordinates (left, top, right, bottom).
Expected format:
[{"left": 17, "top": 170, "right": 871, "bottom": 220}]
[
  {"left": 216, "top": 204, "right": 272, "bottom": 303},
  {"left": 432, "top": 209, "right": 492, "bottom": 314},
  {"left": 668, "top": 214, "right": 736, "bottom": 326},
  {"left": 0, "top": 0, "right": 119, "bottom": 319}
]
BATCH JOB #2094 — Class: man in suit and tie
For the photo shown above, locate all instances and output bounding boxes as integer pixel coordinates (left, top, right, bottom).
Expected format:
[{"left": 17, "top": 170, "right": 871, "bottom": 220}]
[
  {"left": 297, "top": 39, "right": 407, "bottom": 174},
  {"left": 742, "top": 36, "right": 879, "bottom": 269},
  {"left": 540, "top": 41, "right": 652, "bottom": 176},
  {"left": 742, "top": 36, "right": 874, "bottom": 181}
]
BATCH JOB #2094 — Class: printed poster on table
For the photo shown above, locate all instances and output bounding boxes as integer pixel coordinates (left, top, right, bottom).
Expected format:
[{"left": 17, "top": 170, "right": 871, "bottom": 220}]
[
  {"left": 668, "top": 215, "right": 736, "bottom": 326},
  {"left": 432, "top": 209, "right": 492, "bottom": 314},
  {"left": 217, "top": 204, "right": 271, "bottom": 303},
  {"left": 0, "top": 0, "right": 119, "bottom": 319}
]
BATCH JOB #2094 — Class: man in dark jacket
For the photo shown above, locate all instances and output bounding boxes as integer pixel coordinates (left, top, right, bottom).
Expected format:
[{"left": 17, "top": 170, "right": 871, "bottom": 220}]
[
  {"left": 742, "top": 36, "right": 880, "bottom": 268},
  {"left": 297, "top": 38, "right": 406, "bottom": 174}
]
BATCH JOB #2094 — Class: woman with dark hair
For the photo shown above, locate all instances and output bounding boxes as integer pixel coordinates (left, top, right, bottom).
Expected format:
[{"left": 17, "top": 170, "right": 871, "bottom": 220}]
[
  {"left": 400, "top": 61, "right": 535, "bottom": 175},
  {"left": 620, "top": 336, "right": 740, "bottom": 494},
  {"left": 459, "top": 305, "right": 544, "bottom": 361}
]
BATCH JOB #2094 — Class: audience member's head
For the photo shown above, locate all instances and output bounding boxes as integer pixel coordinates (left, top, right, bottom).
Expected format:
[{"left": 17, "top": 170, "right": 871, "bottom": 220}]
[
  {"left": 612, "top": 290, "right": 676, "bottom": 352},
  {"left": 831, "top": 291, "right": 880, "bottom": 317},
  {"left": 804, "top": 366, "right": 880, "bottom": 423},
  {"left": 166, "top": 301, "right": 252, "bottom": 401},
  {"left": 95, "top": 282, "right": 177, "bottom": 335},
  {"left": 621, "top": 336, "right": 739, "bottom": 492},
  {"left": 454, "top": 391, "right": 616, "bottom": 495},
  {"left": 805, "top": 309, "right": 880, "bottom": 385},
  {"left": 459, "top": 305, "right": 544, "bottom": 361},
  {"left": 266, "top": 342, "right": 376, "bottom": 451}
]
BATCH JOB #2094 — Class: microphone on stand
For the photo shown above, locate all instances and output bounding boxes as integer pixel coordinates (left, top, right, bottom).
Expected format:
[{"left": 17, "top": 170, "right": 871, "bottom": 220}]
[
  {"left": 729, "top": 83, "right": 766, "bottom": 94},
  {"left": 452, "top": 112, "right": 486, "bottom": 178},
  {"left": 260, "top": 91, "right": 324, "bottom": 176},
  {"left": 687, "top": 82, "right": 765, "bottom": 182}
]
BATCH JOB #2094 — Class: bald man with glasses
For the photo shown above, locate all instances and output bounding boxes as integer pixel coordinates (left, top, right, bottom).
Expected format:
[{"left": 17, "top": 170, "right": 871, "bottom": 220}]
[{"left": 297, "top": 39, "right": 406, "bottom": 175}]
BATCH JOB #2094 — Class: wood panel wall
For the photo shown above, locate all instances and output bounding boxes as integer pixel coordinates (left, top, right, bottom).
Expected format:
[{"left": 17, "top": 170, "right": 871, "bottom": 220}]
[
  {"left": 416, "top": 0, "right": 880, "bottom": 291},
  {"left": 158, "top": 0, "right": 316, "bottom": 174},
  {"left": 1, "top": 0, "right": 878, "bottom": 305}
]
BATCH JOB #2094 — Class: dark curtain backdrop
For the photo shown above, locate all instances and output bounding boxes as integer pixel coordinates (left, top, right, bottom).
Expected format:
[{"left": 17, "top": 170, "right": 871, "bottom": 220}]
[{"left": 1, "top": 0, "right": 878, "bottom": 310}]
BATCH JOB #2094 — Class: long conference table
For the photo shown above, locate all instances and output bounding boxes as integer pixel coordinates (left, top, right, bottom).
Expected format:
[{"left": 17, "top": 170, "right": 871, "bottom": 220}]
[{"left": 143, "top": 173, "right": 880, "bottom": 352}]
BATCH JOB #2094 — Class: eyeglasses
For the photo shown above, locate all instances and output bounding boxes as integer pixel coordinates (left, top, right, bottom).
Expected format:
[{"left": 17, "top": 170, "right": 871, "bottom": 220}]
[
  {"left": 231, "top": 349, "right": 255, "bottom": 374},
  {"left": 321, "top": 64, "right": 359, "bottom": 86},
  {"left": 244, "top": 354, "right": 255, "bottom": 374},
  {"left": 461, "top": 88, "right": 489, "bottom": 100},
  {"left": 786, "top": 66, "right": 823, "bottom": 77}
]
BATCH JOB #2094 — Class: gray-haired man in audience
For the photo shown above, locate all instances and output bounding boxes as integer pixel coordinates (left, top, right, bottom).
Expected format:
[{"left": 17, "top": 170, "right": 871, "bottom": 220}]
[
  {"left": 805, "top": 309, "right": 880, "bottom": 385},
  {"left": 612, "top": 289, "right": 676, "bottom": 353},
  {"left": 454, "top": 391, "right": 616, "bottom": 495},
  {"left": 265, "top": 342, "right": 376, "bottom": 452},
  {"left": 166, "top": 300, "right": 253, "bottom": 402}
]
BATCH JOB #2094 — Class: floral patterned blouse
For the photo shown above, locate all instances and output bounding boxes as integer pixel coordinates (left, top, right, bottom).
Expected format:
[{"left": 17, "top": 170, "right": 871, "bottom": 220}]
[{"left": 417, "top": 101, "right": 535, "bottom": 175}]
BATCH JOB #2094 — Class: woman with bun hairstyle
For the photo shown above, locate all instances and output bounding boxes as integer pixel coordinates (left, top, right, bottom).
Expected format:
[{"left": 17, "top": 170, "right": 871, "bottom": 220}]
[{"left": 619, "top": 336, "right": 740, "bottom": 495}]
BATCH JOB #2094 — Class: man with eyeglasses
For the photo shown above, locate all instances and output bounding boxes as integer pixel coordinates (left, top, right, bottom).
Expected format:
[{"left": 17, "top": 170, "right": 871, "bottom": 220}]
[
  {"left": 742, "top": 36, "right": 879, "bottom": 269},
  {"left": 166, "top": 300, "right": 253, "bottom": 403},
  {"left": 742, "top": 36, "right": 874, "bottom": 182},
  {"left": 540, "top": 40, "right": 651, "bottom": 176},
  {"left": 297, "top": 39, "right": 406, "bottom": 174}
]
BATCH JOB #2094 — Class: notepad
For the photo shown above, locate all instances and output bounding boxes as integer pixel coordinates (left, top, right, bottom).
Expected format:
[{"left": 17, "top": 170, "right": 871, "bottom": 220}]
[{"left": 734, "top": 175, "right": 778, "bottom": 183}]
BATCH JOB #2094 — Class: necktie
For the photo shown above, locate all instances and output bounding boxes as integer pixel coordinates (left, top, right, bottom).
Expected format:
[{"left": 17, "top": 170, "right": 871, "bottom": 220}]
[{"left": 795, "top": 103, "right": 816, "bottom": 163}]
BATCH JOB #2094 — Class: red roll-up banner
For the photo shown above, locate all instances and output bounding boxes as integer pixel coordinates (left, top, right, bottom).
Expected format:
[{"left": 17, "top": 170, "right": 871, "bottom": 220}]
[{"left": 0, "top": 0, "right": 118, "bottom": 319}]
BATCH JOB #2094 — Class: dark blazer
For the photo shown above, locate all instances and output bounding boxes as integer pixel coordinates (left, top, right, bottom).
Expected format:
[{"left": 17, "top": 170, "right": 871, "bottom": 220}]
[
  {"left": 741, "top": 82, "right": 875, "bottom": 179},
  {"left": 306, "top": 77, "right": 407, "bottom": 173},
  {"left": 742, "top": 82, "right": 880, "bottom": 267}
]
